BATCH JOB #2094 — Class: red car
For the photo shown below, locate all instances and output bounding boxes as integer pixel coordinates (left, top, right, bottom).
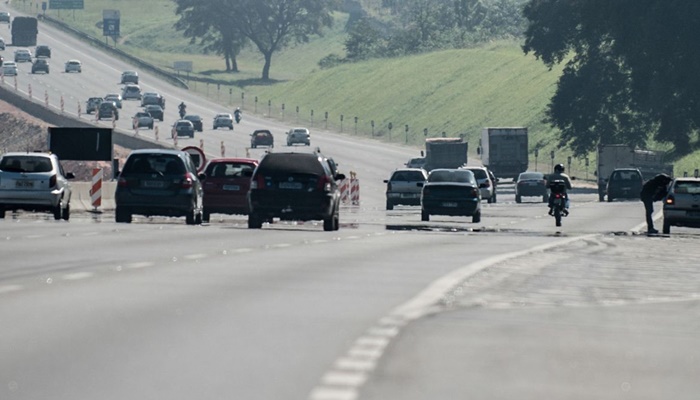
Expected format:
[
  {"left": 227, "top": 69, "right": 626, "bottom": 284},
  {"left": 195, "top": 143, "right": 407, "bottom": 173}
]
[{"left": 202, "top": 158, "right": 258, "bottom": 222}]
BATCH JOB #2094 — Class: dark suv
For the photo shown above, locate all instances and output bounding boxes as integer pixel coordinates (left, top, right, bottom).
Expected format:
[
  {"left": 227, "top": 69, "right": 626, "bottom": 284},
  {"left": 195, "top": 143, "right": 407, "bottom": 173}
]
[
  {"left": 35, "top": 45, "right": 51, "bottom": 58},
  {"left": 98, "top": 101, "right": 119, "bottom": 120},
  {"left": 247, "top": 152, "right": 345, "bottom": 231},
  {"left": 31, "top": 58, "right": 49, "bottom": 74},
  {"left": 606, "top": 168, "right": 643, "bottom": 202},
  {"left": 115, "top": 149, "right": 203, "bottom": 224}
]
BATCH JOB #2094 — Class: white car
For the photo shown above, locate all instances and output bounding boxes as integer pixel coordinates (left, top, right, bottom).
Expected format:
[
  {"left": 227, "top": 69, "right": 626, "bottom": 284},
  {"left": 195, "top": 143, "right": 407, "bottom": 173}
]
[
  {"left": 2, "top": 61, "right": 18, "bottom": 76},
  {"left": 213, "top": 113, "right": 234, "bottom": 130},
  {"left": 286, "top": 127, "right": 311, "bottom": 146},
  {"left": 462, "top": 166, "right": 497, "bottom": 203},
  {"left": 14, "top": 49, "right": 32, "bottom": 62},
  {"left": 64, "top": 59, "right": 82, "bottom": 73}
]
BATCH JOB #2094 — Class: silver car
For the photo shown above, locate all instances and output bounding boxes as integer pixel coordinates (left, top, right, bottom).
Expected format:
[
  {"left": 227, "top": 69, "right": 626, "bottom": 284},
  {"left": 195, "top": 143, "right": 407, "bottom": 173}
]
[
  {"left": 64, "top": 59, "right": 82, "bottom": 73},
  {"left": 462, "top": 166, "right": 497, "bottom": 203},
  {"left": 286, "top": 127, "right": 311, "bottom": 146},
  {"left": 384, "top": 168, "right": 428, "bottom": 210},
  {"left": 0, "top": 152, "right": 74, "bottom": 220},
  {"left": 662, "top": 178, "right": 700, "bottom": 234}
]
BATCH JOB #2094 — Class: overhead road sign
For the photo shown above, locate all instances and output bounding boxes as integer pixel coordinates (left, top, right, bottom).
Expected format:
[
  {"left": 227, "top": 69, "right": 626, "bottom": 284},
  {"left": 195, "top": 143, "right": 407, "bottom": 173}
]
[{"left": 49, "top": 0, "right": 84, "bottom": 10}]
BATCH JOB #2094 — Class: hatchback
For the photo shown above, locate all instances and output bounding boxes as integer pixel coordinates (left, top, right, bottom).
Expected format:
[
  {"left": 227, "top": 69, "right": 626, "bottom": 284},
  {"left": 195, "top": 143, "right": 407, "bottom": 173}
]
[
  {"left": 31, "top": 58, "right": 49, "bottom": 74},
  {"left": 121, "top": 84, "right": 142, "bottom": 100},
  {"left": 515, "top": 171, "right": 548, "bottom": 203},
  {"left": 247, "top": 152, "right": 345, "bottom": 231},
  {"left": 144, "top": 105, "right": 164, "bottom": 121},
  {"left": 35, "top": 45, "right": 51, "bottom": 58},
  {"left": 183, "top": 115, "right": 203, "bottom": 132},
  {"left": 251, "top": 130, "right": 274, "bottom": 148},
  {"left": 663, "top": 178, "right": 700, "bottom": 234},
  {"left": 98, "top": 101, "right": 119, "bottom": 120},
  {"left": 0, "top": 153, "right": 74, "bottom": 220},
  {"left": 202, "top": 158, "right": 258, "bottom": 222},
  {"left": 420, "top": 169, "right": 481, "bottom": 223},
  {"left": 141, "top": 92, "right": 166, "bottom": 108},
  {"left": 0, "top": 11, "right": 10, "bottom": 23},
  {"left": 14, "top": 49, "right": 32, "bottom": 62},
  {"left": 115, "top": 149, "right": 203, "bottom": 224},
  {"left": 606, "top": 168, "right": 643, "bottom": 202},
  {"left": 86, "top": 97, "right": 103, "bottom": 114},
  {"left": 287, "top": 128, "right": 311, "bottom": 146},
  {"left": 384, "top": 168, "right": 428, "bottom": 210},
  {"left": 213, "top": 113, "right": 234, "bottom": 130},
  {"left": 133, "top": 112, "right": 154, "bottom": 129},
  {"left": 172, "top": 120, "right": 195, "bottom": 138},
  {"left": 64, "top": 59, "right": 82, "bottom": 73},
  {"left": 121, "top": 70, "right": 139, "bottom": 84},
  {"left": 104, "top": 93, "right": 122, "bottom": 108},
  {"left": 2, "top": 61, "right": 18, "bottom": 76}
]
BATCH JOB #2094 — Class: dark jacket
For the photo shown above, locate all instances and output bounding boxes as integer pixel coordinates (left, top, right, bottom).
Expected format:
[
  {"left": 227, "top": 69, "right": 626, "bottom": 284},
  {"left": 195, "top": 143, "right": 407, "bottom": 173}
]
[{"left": 640, "top": 174, "right": 673, "bottom": 201}]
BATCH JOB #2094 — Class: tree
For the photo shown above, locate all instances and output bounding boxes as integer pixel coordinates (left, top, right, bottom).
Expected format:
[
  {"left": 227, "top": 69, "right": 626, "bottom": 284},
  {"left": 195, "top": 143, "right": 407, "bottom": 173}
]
[
  {"left": 234, "top": 0, "right": 335, "bottom": 80},
  {"left": 523, "top": 0, "right": 700, "bottom": 153}
]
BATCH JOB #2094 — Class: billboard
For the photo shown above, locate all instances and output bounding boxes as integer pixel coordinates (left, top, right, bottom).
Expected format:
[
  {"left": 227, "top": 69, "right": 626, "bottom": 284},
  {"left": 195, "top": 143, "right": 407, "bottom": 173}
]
[
  {"left": 49, "top": 0, "right": 84, "bottom": 10},
  {"left": 48, "top": 127, "right": 113, "bottom": 161}
]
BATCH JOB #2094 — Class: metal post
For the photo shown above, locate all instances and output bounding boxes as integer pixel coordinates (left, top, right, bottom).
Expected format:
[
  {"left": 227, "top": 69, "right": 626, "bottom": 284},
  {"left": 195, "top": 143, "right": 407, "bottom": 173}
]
[
  {"left": 324, "top": 111, "right": 328, "bottom": 130},
  {"left": 340, "top": 115, "right": 344, "bottom": 133},
  {"left": 371, "top": 120, "right": 375, "bottom": 137},
  {"left": 310, "top": 109, "right": 314, "bottom": 127},
  {"left": 296, "top": 106, "right": 299, "bottom": 122},
  {"left": 550, "top": 150, "right": 555, "bottom": 172},
  {"left": 405, "top": 124, "right": 409, "bottom": 144},
  {"left": 354, "top": 117, "right": 358, "bottom": 135},
  {"left": 388, "top": 122, "right": 393, "bottom": 141},
  {"left": 254, "top": 96, "right": 258, "bottom": 113},
  {"left": 241, "top": 92, "right": 245, "bottom": 110},
  {"left": 268, "top": 100, "right": 271, "bottom": 117}
]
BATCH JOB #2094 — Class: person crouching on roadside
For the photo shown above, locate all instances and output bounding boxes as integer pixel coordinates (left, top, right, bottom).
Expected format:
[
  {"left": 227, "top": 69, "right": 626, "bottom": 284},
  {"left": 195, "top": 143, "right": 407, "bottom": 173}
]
[{"left": 639, "top": 173, "right": 673, "bottom": 234}]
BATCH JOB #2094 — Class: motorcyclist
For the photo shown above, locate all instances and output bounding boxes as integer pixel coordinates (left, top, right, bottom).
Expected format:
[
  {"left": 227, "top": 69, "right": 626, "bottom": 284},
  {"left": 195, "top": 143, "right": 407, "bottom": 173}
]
[
  {"left": 234, "top": 107, "right": 242, "bottom": 123},
  {"left": 548, "top": 164, "right": 572, "bottom": 216},
  {"left": 178, "top": 102, "right": 186, "bottom": 118}
]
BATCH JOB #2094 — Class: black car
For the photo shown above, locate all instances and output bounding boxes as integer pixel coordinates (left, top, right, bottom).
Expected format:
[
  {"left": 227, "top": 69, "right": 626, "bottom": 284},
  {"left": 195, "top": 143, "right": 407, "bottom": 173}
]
[
  {"left": 121, "top": 70, "right": 139, "bottom": 84},
  {"left": 97, "top": 101, "right": 119, "bottom": 120},
  {"left": 420, "top": 169, "right": 481, "bottom": 223},
  {"left": 251, "top": 129, "right": 274, "bottom": 148},
  {"left": 184, "top": 114, "right": 203, "bottom": 132},
  {"left": 35, "top": 45, "right": 51, "bottom": 58},
  {"left": 141, "top": 92, "right": 165, "bottom": 108},
  {"left": 115, "top": 149, "right": 203, "bottom": 224},
  {"left": 247, "top": 152, "right": 345, "bottom": 231},
  {"left": 86, "top": 97, "right": 103, "bottom": 114},
  {"left": 606, "top": 168, "right": 643, "bottom": 202},
  {"left": 144, "top": 105, "right": 164, "bottom": 121},
  {"left": 31, "top": 58, "right": 49, "bottom": 74}
]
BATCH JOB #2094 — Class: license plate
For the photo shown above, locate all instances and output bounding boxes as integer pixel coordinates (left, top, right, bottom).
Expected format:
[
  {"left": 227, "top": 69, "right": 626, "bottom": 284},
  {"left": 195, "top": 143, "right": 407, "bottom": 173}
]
[
  {"left": 401, "top": 193, "right": 417, "bottom": 198},
  {"left": 15, "top": 180, "right": 34, "bottom": 188},
  {"left": 223, "top": 185, "right": 240, "bottom": 191},
  {"left": 279, "top": 182, "right": 302, "bottom": 190},
  {"left": 553, "top": 198, "right": 563, "bottom": 206},
  {"left": 442, "top": 202, "right": 458, "bottom": 207},
  {"left": 142, "top": 180, "right": 165, "bottom": 188}
]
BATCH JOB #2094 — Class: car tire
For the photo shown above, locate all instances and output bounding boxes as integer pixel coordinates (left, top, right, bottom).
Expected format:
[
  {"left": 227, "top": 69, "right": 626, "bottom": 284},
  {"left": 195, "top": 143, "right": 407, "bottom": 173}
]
[
  {"left": 386, "top": 200, "right": 393, "bottom": 211},
  {"left": 421, "top": 210, "right": 429, "bottom": 221},
  {"left": 248, "top": 213, "right": 263, "bottom": 229},
  {"left": 186, "top": 209, "right": 196, "bottom": 225},
  {"left": 323, "top": 214, "right": 335, "bottom": 231},
  {"left": 0, "top": 208, "right": 5, "bottom": 219},
  {"left": 663, "top": 220, "right": 670, "bottom": 234},
  {"left": 62, "top": 203, "right": 70, "bottom": 221},
  {"left": 229, "top": 126, "right": 233, "bottom": 130},
  {"left": 492, "top": 193, "right": 497, "bottom": 203},
  {"left": 515, "top": 195, "right": 522, "bottom": 204},
  {"left": 487, "top": 196, "right": 493, "bottom": 204},
  {"left": 472, "top": 211, "right": 481, "bottom": 223},
  {"left": 195, "top": 211, "right": 203, "bottom": 225},
  {"left": 543, "top": 193, "right": 549, "bottom": 203},
  {"left": 252, "top": 144, "right": 257, "bottom": 149},
  {"left": 202, "top": 209, "right": 210, "bottom": 223},
  {"left": 115, "top": 207, "right": 132, "bottom": 223},
  {"left": 53, "top": 201, "right": 62, "bottom": 220},
  {"left": 598, "top": 193, "right": 605, "bottom": 202},
  {"left": 333, "top": 213, "right": 340, "bottom": 231},
  {"left": 607, "top": 195, "right": 613, "bottom": 203}
]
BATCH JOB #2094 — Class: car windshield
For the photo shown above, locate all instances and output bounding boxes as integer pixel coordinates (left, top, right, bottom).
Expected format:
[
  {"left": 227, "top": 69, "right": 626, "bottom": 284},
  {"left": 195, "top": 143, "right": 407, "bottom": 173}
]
[
  {"left": 674, "top": 181, "right": 700, "bottom": 194},
  {"left": 428, "top": 169, "right": 474, "bottom": 183},
  {"left": 0, "top": 156, "right": 52, "bottom": 173}
]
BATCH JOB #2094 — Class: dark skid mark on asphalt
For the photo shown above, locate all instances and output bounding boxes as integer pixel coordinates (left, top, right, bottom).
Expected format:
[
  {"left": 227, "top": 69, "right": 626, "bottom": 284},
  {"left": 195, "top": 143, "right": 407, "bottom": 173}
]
[{"left": 385, "top": 224, "right": 571, "bottom": 238}]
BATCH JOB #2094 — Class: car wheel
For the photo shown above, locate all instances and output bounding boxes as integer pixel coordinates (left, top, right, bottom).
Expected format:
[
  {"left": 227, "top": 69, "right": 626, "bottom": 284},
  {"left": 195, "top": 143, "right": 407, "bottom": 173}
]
[
  {"left": 598, "top": 192, "right": 605, "bottom": 202},
  {"left": 229, "top": 126, "right": 233, "bottom": 130},
  {"left": 607, "top": 195, "right": 613, "bottom": 203},
  {"left": 663, "top": 220, "right": 670, "bottom": 234},
  {"left": 515, "top": 195, "right": 522, "bottom": 204},
  {"left": 61, "top": 203, "right": 70, "bottom": 221},
  {"left": 195, "top": 211, "right": 203, "bottom": 225},
  {"left": 149, "top": 124, "right": 153, "bottom": 130},
  {"left": 248, "top": 213, "right": 263, "bottom": 229},
  {"left": 492, "top": 194, "right": 497, "bottom": 203},
  {"left": 421, "top": 210, "right": 429, "bottom": 221},
  {"left": 115, "top": 207, "right": 132, "bottom": 223},
  {"left": 323, "top": 215, "right": 335, "bottom": 231},
  {"left": 186, "top": 209, "right": 196, "bottom": 225},
  {"left": 333, "top": 212, "right": 340, "bottom": 231},
  {"left": 487, "top": 196, "right": 493, "bottom": 204},
  {"left": 202, "top": 209, "right": 210, "bottom": 223},
  {"left": 386, "top": 200, "right": 394, "bottom": 210},
  {"left": 53, "top": 201, "right": 62, "bottom": 220},
  {"left": 543, "top": 193, "right": 549, "bottom": 203},
  {"left": 472, "top": 211, "right": 481, "bottom": 223}
]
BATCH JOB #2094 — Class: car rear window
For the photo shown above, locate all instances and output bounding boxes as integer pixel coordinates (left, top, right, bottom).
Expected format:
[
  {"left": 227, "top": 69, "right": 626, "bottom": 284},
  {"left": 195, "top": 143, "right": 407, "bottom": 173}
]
[
  {"left": 429, "top": 170, "right": 474, "bottom": 183},
  {"left": 123, "top": 154, "right": 184, "bottom": 175},
  {"left": 674, "top": 181, "right": 700, "bottom": 194},
  {"left": 206, "top": 162, "right": 256, "bottom": 178},
  {"left": 466, "top": 169, "right": 487, "bottom": 179},
  {"left": 611, "top": 170, "right": 642, "bottom": 181},
  {"left": 257, "top": 153, "right": 325, "bottom": 176},
  {"left": 519, "top": 172, "right": 543, "bottom": 181},
  {"left": 391, "top": 171, "right": 425, "bottom": 181},
  {"left": 0, "top": 156, "right": 52, "bottom": 173}
]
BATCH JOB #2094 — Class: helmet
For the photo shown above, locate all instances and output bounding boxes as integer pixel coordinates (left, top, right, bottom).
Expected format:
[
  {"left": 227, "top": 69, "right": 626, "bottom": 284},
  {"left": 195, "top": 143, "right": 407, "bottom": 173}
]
[
  {"left": 554, "top": 163, "right": 565, "bottom": 173},
  {"left": 236, "top": 107, "right": 240, "bottom": 111}
]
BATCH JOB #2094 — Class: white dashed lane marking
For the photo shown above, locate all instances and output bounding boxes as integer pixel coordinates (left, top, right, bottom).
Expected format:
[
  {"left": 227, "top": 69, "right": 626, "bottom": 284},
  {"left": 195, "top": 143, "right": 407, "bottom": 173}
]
[
  {"left": 125, "top": 261, "right": 155, "bottom": 269},
  {"left": 62, "top": 272, "right": 94, "bottom": 281},
  {"left": 322, "top": 371, "right": 367, "bottom": 387},
  {"left": 0, "top": 285, "right": 24, "bottom": 294},
  {"left": 308, "top": 387, "right": 357, "bottom": 400},
  {"left": 183, "top": 253, "right": 208, "bottom": 260}
]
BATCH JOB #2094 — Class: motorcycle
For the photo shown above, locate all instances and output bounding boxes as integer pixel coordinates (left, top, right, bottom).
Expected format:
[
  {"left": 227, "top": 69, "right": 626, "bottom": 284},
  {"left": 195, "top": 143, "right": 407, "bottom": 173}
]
[
  {"left": 234, "top": 112, "right": 241, "bottom": 124},
  {"left": 549, "top": 180, "right": 568, "bottom": 227},
  {"left": 178, "top": 107, "right": 186, "bottom": 119}
]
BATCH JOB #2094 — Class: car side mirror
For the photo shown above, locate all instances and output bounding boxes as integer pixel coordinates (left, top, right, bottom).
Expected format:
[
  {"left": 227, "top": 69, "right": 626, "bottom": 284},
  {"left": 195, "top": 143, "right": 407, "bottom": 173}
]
[
  {"left": 65, "top": 172, "right": 75, "bottom": 180},
  {"left": 198, "top": 173, "right": 207, "bottom": 181},
  {"left": 571, "top": 176, "right": 577, "bottom": 181},
  {"left": 417, "top": 182, "right": 424, "bottom": 187},
  {"left": 335, "top": 173, "right": 346, "bottom": 181},
  {"left": 383, "top": 179, "right": 389, "bottom": 183}
]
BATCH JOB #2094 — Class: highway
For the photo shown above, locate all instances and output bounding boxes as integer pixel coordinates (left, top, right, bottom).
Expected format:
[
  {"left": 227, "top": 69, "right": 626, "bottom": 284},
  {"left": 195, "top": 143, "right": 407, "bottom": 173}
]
[{"left": 2, "top": 6, "right": 700, "bottom": 400}]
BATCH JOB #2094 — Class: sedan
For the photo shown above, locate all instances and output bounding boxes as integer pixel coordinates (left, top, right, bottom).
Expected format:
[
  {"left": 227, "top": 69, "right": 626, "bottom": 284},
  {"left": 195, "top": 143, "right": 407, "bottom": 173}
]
[
  {"left": 515, "top": 171, "right": 548, "bottom": 203},
  {"left": 121, "top": 84, "right": 142, "bottom": 100},
  {"left": 420, "top": 169, "right": 481, "bottom": 223},
  {"left": 183, "top": 114, "right": 203, "bottom": 132},
  {"left": 663, "top": 178, "right": 700, "bottom": 234},
  {"left": 0, "top": 152, "right": 74, "bottom": 220},
  {"left": 14, "top": 49, "right": 32, "bottom": 62},
  {"left": 144, "top": 105, "right": 164, "bottom": 121},
  {"left": 251, "top": 130, "right": 274, "bottom": 148},
  {"left": 64, "top": 59, "right": 82, "bottom": 73},
  {"left": 201, "top": 158, "right": 258, "bottom": 222}
]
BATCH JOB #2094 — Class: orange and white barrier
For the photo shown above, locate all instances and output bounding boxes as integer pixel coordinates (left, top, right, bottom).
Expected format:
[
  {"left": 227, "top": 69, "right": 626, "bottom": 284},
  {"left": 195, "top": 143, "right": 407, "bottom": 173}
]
[
  {"left": 77, "top": 101, "right": 81, "bottom": 118},
  {"left": 350, "top": 177, "right": 360, "bottom": 205},
  {"left": 339, "top": 179, "right": 350, "bottom": 203},
  {"left": 60, "top": 96, "right": 64, "bottom": 112},
  {"left": 28, "top": 84, "right": 32, "bottom": 98},
  {"left": 154, "top": 125, "right": 159, "bottom": 141},
  {"left": 340, "top": 172, "right": 360, "bottom": 205},
  {"left": 221, "top": 141, "right": 225, "bottom": 157},
  {"left": 44, "top": 90, "right": 48, "bottom": 106},
  {"left": 90, "top": 168, "right": 103, "bottom": 209}
]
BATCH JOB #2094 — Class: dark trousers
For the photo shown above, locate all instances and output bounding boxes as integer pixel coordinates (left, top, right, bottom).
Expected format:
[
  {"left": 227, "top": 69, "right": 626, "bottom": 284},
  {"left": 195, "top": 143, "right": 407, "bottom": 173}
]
[{"left": 643, "top": 198, "right": 655, "bottom": 231}]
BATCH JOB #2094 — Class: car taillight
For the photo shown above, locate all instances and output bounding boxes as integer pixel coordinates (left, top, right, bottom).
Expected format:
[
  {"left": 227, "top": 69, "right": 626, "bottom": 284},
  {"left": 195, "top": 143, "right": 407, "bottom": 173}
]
[
  {"left": 117, "top": 177, "right": 129, "bottom": 187},
  {"left": 318, "top": 175, "right": 332, "bottom": 192},
  {"left": 181, "top": 172, "right": 194, "bottom": 189},
  {"left": 49, "top": 174, "right": 57, "bottom": 188},
  {"left": 471, "top": 188, "right": 479, "bottom": 197},
  {"left": 665, "top": 195, "right": 675, "bottom": 205},
  {"left": 251, "top": 175, "right": 265, "bottom": 189}
]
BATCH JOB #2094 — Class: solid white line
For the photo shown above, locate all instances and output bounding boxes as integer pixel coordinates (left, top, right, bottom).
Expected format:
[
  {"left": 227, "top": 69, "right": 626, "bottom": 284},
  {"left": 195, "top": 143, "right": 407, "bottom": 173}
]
[
  {"left": 321, "top": 371, "right": 367, "bottom": 387},
  {"left": 308, "top": 387, "right": 358, "bottom": 400},
  {"left": 0, "top": 285, "right": 24, "bottom": 294},
  {"left": 366, "top": 326, "right": 399, "bottom": 338},
  {"left": 62, "top": 272, "right": 94, "bottom": 281},
  {"left": 271, "top": 243, "right": 292, "bottom": 248},
  {"left": 125, "top": 261, "right": 155, "bottom": 269}
]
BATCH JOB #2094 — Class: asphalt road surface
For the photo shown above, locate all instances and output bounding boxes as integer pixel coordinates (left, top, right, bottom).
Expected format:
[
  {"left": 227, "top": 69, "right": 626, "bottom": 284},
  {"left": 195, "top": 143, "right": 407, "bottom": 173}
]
[{"left": 2, "top": 5, "right": 700, "bottom": 400}]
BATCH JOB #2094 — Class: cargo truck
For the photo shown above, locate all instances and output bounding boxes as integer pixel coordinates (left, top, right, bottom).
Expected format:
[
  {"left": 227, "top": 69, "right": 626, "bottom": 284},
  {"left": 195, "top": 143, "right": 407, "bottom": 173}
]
[
  {"left": 596, "top": 144, "right": 673, "bottom": 202},
  {"left": 11, "top": 16, "right": 38, "bottom": 47},
  {"left": 422, "top": 137, "right": 468, "bottom": 171},
  {"left": 479, "top": 127, "right": 528, "bottom": 179}
]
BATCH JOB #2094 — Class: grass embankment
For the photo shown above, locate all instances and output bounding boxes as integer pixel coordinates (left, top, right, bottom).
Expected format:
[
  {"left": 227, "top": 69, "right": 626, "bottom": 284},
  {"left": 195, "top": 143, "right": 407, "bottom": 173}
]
[{"left": 25, "top": 1, "right": 700, "bottom": 176}]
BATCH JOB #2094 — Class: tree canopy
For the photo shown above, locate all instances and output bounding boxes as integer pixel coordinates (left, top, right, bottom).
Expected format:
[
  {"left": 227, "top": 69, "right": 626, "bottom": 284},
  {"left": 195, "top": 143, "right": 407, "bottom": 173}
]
[{"left": 523, "top": 0, "right": 700, "bottom": 155}]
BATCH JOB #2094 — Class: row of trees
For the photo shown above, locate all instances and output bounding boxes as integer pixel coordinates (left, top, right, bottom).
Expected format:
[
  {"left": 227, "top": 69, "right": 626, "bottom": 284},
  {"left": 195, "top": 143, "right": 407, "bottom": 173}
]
[
  {"left": 523, "top": 0, "right": 700, "bottom": 154},
  {"left": 173, "top": 0, "right": 337, "bottom": 80}
]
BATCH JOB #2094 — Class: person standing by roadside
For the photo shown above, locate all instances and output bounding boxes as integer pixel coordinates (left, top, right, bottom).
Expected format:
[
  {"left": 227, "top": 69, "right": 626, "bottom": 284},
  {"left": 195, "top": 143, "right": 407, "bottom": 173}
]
[{"left": 640, "top": 173, "right": 673, "bottom": 234}]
